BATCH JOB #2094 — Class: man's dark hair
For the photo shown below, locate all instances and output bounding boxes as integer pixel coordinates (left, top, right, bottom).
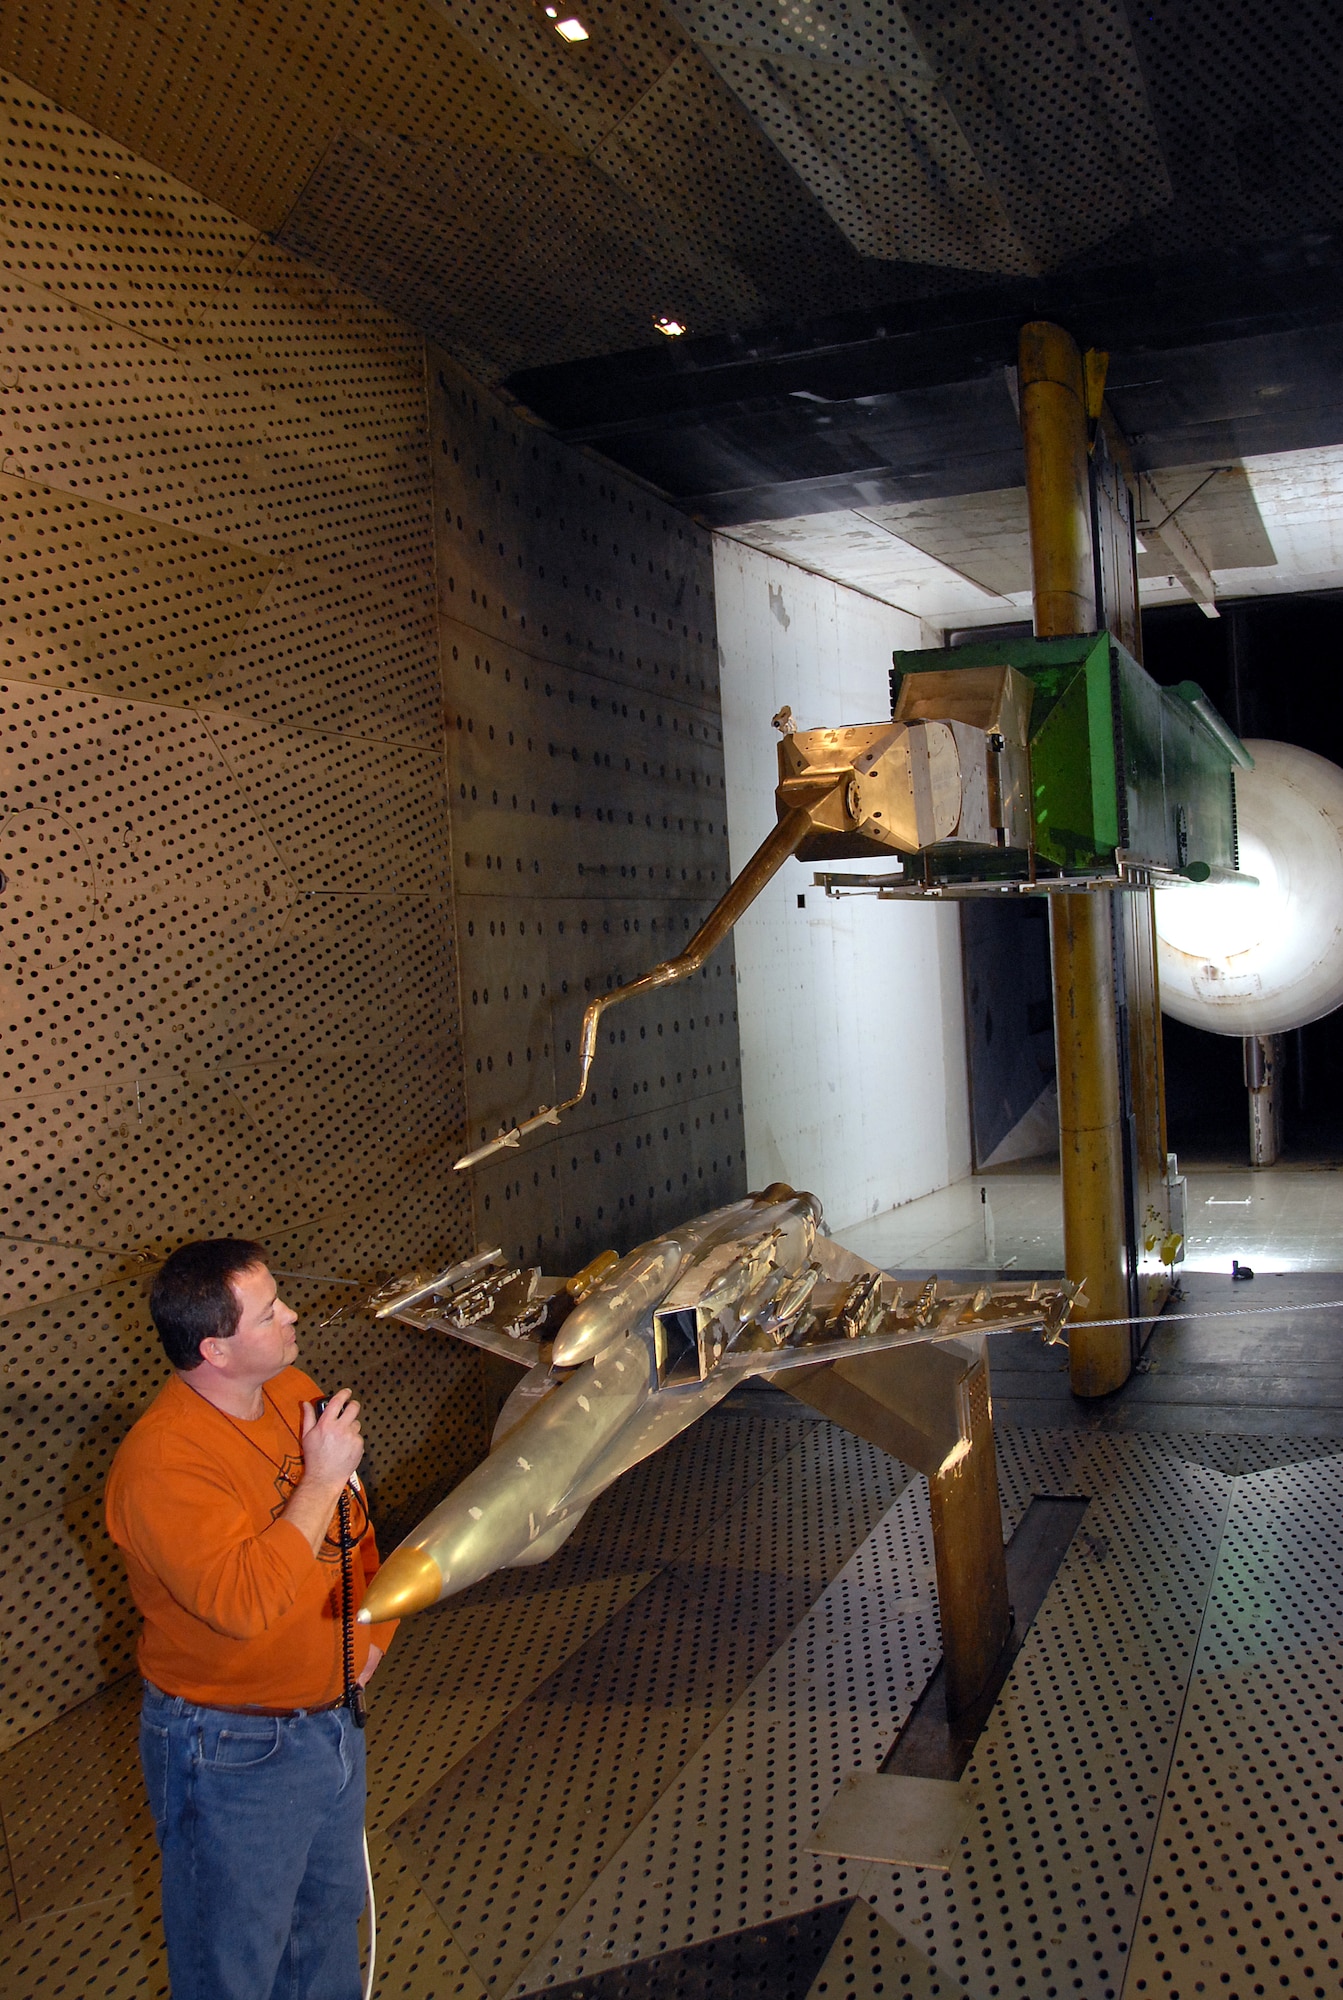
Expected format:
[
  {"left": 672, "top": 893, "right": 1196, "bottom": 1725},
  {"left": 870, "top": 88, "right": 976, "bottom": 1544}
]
[{"left": 150, "top": 1239, "right": 269, "bottom": 1371}]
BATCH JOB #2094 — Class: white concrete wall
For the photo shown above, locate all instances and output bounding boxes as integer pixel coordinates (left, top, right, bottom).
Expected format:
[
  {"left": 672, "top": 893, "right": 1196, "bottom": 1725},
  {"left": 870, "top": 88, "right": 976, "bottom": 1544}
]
[{"left": 714, "top": 538, "right": 972, "bottom": 1232}]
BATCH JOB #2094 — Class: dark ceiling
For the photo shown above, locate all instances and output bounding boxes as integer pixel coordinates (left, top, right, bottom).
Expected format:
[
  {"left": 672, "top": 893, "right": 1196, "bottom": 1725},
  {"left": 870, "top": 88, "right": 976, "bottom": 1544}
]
[
  {"left": 507, "top": 242, "right": 1343, "bottom": 523},
  {"left": 494, "top": 0, "right": 1343, "bottom": 521},
  {"left": 5, "top": 1, "right": 1343, "bottom": 525}
]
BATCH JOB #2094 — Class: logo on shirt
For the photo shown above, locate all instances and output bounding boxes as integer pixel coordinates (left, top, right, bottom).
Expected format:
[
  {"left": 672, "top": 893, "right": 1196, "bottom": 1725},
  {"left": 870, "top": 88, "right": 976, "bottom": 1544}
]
[
  {"left": 265, "top": 1448, "right": 361, "bottom": 1568},
  {"left": 267, "top": 1452, "right": 345, "bottom": 1566}
]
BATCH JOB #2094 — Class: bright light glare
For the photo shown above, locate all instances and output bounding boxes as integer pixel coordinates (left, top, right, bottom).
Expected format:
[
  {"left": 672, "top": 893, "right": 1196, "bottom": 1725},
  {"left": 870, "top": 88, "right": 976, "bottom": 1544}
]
[
  {"left": 555, "top": 15, "right": 590, "bottom": 38},
  {"left": 654, "top": 316, "right": 687, "bottom": 337},
  {"left": 1155, "top": 831, "right": 1289, "bottom": 964},
  {"left": 1177, "top": 1250, "right": 1309, "bottom": 1274},
  {"left": 1154, "top": 740, "right": 1343, "bottom": 1037}
]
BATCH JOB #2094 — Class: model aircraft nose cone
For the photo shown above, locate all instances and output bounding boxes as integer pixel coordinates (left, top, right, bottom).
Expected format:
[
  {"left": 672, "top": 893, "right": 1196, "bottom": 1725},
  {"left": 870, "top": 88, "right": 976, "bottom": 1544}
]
[{"left": 357, "top": 1545, "right": 444, "bottom": 1624}]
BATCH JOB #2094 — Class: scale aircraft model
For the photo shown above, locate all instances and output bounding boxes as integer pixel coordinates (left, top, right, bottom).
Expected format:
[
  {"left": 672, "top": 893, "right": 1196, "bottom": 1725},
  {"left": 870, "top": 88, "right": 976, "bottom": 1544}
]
[{"left": 358, "top": 1185, "right": 1077, "bottom": 1626}]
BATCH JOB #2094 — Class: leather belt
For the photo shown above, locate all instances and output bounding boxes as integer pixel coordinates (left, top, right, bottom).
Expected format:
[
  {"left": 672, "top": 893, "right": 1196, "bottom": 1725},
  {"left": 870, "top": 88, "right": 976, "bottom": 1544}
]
[
  {"left": 144, "top": 1680, "right": 352, "bottom": 1720},
  {"left": 203, "top": 1695, "right": 349, "bottom": 1719}
]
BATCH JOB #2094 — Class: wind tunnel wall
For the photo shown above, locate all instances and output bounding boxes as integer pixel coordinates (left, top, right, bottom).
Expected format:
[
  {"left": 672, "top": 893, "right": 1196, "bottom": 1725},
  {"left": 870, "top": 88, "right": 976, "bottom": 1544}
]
[
  {"left": 715, "top": 538, "right": 972, "bottom": 1231},
  {"left": 0, "top": 72, "right": 488, "bottom": 1749},
  {"left": 0, "top": 69, "right": 746, "bottom": 1749},
  {"left": 431, "top": 352, "right": 747, "bottom": 1276}
]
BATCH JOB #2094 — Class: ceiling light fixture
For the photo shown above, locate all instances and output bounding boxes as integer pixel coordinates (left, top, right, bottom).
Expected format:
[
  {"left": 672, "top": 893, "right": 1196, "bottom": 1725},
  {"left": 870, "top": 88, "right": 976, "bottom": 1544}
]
[
  {"left": 654, "top": 316, "right": 687, "bottom": 337},
  {"left": 554, "top": 15, "right": 590, "bottom": 39}
]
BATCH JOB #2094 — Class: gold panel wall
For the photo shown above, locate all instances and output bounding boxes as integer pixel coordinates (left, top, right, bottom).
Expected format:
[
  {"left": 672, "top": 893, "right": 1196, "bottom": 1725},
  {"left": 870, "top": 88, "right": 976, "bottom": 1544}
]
[{"left": 0, "top": 73, "right": 482, "bottom": 1748}]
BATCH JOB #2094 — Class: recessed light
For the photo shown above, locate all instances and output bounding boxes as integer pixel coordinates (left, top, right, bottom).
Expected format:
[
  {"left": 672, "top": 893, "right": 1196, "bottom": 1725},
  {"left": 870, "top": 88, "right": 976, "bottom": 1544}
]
[
  {"left": 544, "top": 5, "right": 558, "bottom": 14},
  {"left": 555, "top": 15, "right": 589, "bottom": 39},
  {"left": 654, "top": 316, "right": 687, "bottom": 337}
]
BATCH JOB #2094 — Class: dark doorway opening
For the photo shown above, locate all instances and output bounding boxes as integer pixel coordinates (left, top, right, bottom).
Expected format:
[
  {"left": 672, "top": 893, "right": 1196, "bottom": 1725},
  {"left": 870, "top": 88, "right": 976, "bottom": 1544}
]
[{"left": 961, "top": 898, "right": 1057, "bottom": 1170}]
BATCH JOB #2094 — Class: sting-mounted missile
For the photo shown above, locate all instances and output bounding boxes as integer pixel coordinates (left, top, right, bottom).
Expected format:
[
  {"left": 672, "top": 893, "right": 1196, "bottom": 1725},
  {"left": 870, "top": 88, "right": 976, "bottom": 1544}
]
[
  {"left": 454, "top": 658, "right": 1251, "bottom": 1179},
  {"left": 452, "top": 681, "right": 1037, "bottom": 1174}
]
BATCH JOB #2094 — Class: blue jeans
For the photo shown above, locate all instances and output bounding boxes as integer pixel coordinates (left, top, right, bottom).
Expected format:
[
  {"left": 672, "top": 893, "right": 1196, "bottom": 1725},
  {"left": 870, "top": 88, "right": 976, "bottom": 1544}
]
[{"left": 139, "top": 1681, "right": 367, "bottom": 2000}]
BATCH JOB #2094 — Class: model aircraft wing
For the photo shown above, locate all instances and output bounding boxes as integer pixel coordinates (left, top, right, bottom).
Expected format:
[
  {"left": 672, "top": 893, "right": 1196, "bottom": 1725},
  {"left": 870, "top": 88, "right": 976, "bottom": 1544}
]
[
  {"left": 375, "top": 1300, "right": 545, "bottom": 1369},
  {"left": 367, "top": 1252, "right": 555, "bottom": 1369},
  {"left": 720, "top": 1272, "right": 1078, "bottom": 1379}
]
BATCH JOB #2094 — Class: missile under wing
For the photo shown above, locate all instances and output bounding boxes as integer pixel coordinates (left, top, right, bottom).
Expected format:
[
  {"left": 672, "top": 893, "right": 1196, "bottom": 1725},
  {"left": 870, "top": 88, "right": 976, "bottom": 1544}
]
[{"left": 358, "top": 1184, "right": 1077, "bottom": 1625}]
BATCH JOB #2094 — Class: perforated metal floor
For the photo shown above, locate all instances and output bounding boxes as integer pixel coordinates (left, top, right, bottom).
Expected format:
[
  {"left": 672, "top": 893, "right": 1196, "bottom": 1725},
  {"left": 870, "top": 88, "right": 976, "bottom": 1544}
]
[{"left": 2, "top": 1412, "right": 1341, "bottom": 2000}]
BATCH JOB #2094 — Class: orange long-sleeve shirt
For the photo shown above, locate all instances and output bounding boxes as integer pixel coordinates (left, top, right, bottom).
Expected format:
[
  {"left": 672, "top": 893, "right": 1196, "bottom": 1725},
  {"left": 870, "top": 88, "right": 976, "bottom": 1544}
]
[{"left": 105, "top": 1365, "right": 397, "bottom": 1709}]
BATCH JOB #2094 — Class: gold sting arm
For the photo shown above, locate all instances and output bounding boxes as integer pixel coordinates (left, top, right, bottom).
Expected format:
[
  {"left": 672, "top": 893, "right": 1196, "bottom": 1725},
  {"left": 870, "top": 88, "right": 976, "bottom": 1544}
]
[
  {"left": 453, "top": 686, "right": 1033, "bottom": 1175},
  {"left": 454, "top": 783, "right": 842, "bottom": 1171}
]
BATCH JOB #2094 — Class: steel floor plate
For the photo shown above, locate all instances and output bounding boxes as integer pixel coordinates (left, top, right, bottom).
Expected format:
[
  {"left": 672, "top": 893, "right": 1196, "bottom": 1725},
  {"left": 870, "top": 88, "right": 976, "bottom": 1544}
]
[{"left": 2, "top": 1412, "right": 1341, "bottom": 2000}]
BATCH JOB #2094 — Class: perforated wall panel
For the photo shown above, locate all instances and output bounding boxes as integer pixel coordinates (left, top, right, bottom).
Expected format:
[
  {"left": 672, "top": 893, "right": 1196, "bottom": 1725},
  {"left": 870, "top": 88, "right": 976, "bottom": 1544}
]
[
  {"left": 665, "top": 0, "right": 1170, "bottom": 272},
  {"left": 0, "top": 72, "right": 483, "bottom": 1748},
  {"left": 430, "top": 351, "right": 746, "bottom": 1273},
  {"left": 0, "top": 0, "right": 894, "bottom": 386},
  {"left": 7, "top": 0, "right": 1343, "bottom": 409}
]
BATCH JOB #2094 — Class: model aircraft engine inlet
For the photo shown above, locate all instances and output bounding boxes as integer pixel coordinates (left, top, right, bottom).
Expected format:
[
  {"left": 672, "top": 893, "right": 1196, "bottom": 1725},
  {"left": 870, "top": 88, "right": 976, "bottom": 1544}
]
[{"left": 358, "top": 1187, "right": 1078, "bottom": 1626}]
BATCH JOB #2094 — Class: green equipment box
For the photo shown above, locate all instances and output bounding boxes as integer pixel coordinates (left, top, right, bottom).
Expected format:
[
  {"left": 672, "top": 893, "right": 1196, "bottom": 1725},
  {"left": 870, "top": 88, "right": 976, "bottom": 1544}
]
[{"left": 891, "top": 632, "right": 1249, "bottom": 883}]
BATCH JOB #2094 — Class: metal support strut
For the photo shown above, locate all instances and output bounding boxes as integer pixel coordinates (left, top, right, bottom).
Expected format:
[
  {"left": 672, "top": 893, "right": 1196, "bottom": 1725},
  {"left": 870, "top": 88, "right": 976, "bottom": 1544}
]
[
  {"left": 455, "top": 804, "right": 821, "bottom": 1170},
  {"left": 1020, "top": 321, "right": 1133, "bottom": 1397}
]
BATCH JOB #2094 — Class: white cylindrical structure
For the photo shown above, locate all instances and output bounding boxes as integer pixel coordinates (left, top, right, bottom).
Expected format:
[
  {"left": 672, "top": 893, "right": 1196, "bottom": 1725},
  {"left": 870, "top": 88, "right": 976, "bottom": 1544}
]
[{"left": 1155, "top": 739, "right": 1343, "bottom": 1036}]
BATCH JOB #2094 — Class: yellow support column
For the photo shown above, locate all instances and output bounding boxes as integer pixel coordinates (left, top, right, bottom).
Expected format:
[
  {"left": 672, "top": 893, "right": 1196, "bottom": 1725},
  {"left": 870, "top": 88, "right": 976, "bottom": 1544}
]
[
  {"left": 1049, "top": 891, "right": 1130, "bottom": 1394},
  {"left": 1019, "top": 323, "right": 1096, "bottom": 639},
  {"left": 1019, "top": 322, "right": 1132, "bottom": 1397}
]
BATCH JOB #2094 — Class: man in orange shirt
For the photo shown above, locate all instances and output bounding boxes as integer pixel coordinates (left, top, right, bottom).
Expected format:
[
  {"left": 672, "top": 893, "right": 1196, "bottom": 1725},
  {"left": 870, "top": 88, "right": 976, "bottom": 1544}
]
[{"left": 106, "top": 1239, "right": 398, "bottom": 2000}]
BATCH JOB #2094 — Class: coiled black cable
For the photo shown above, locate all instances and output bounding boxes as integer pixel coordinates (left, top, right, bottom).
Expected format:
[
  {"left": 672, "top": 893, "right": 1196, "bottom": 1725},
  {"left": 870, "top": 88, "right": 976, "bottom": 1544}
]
[{"left": 337, "top": 1489, "right": 367, "bottom": 1728}]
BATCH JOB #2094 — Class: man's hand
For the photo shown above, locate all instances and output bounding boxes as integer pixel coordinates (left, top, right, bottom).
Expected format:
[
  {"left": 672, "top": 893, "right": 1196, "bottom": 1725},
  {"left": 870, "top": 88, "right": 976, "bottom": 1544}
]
[
  {"left": 280, "top": 1391, "right": 365, "bottom": 1557},
  {"left": 301, "top": 1391, "right": 364, "bottom": 1487}
]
